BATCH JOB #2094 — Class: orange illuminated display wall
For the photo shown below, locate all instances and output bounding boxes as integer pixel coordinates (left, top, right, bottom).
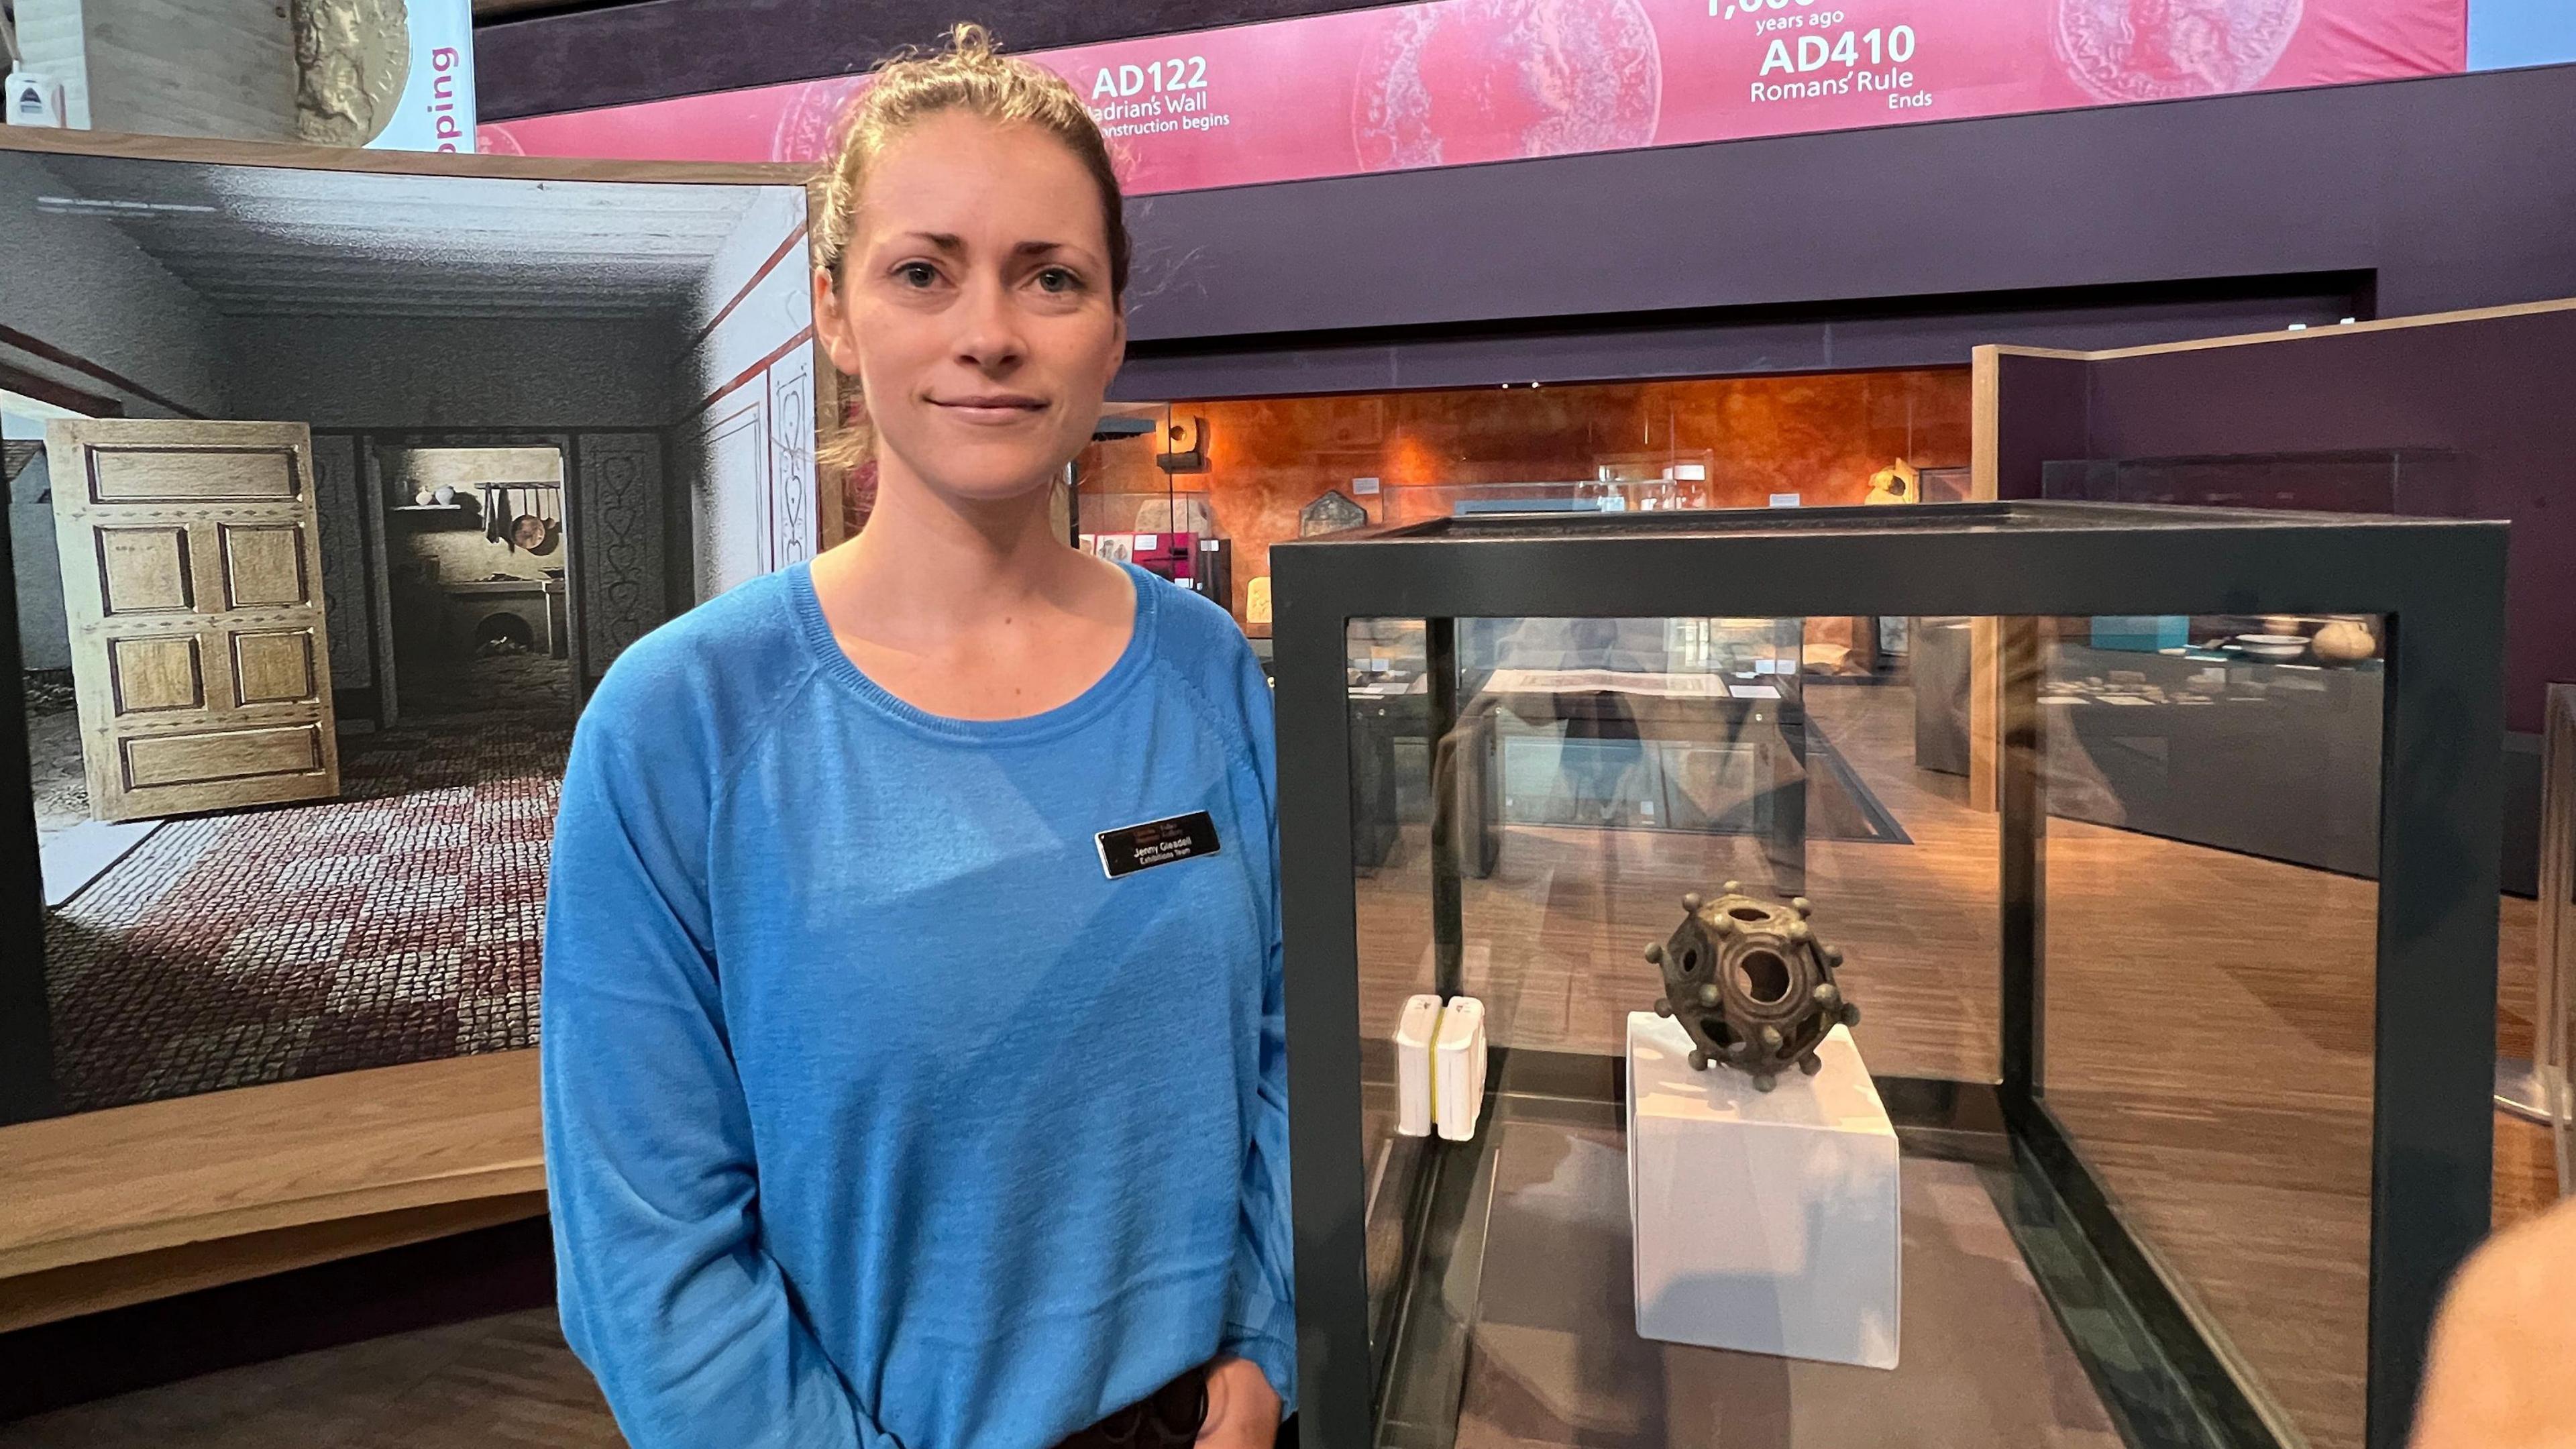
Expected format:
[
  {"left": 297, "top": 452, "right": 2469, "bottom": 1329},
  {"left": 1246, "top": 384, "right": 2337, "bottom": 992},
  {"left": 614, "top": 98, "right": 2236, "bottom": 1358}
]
[{"left": 1075, "top": 368, "right": 1973, "bottom": 625}]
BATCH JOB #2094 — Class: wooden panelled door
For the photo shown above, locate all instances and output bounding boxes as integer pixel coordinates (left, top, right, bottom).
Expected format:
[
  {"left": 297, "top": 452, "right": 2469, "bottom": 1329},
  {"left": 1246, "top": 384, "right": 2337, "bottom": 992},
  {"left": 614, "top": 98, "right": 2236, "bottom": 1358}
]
[{"left": 45, "top": 419, "right": 340, "bottom": 823}]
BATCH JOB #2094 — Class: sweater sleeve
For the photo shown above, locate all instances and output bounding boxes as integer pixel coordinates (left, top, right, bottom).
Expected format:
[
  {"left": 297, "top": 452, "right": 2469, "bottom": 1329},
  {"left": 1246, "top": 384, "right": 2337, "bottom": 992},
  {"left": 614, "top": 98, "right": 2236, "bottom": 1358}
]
[
  {"left": 541, "top": 707, "right": 897, "bottom": 1449},
  {"left": 1218, "top": 650, "right": 1299, "bottom": 1414}
]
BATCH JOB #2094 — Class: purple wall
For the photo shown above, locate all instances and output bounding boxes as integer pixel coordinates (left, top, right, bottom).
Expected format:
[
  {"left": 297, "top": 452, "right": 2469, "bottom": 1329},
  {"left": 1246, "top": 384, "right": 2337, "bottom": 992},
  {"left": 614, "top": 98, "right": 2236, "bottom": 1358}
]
[
  {"left": 1115, "top": 64, "right": 2576, "bottom": 392},
  {"left": 1990, "top": 353, "right": 2090, "bottom": 505},
  {"left": 1996, "top": 307, "right": 2576, "bottom": 733}
]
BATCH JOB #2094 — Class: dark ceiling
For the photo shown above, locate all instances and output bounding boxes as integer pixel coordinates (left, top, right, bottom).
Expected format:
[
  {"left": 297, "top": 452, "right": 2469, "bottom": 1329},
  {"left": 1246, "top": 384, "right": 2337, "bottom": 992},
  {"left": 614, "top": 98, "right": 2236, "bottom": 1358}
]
[{"left": 473, "top": 0, "right": 1406, "bottom": 119}]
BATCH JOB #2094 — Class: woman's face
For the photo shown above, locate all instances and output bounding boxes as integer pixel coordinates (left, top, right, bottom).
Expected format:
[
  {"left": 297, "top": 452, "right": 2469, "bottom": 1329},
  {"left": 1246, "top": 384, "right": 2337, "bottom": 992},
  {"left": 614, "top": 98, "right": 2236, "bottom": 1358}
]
[{"left": 815, "top": 111, "right": 1124, "bottom": 505}]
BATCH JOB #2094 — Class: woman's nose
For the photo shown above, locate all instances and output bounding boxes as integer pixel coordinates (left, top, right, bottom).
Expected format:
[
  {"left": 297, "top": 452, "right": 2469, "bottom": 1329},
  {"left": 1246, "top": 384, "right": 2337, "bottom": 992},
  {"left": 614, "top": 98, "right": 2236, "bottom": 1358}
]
[{"left": 952, "top": 275, "right": 1026, "bottom": 372}]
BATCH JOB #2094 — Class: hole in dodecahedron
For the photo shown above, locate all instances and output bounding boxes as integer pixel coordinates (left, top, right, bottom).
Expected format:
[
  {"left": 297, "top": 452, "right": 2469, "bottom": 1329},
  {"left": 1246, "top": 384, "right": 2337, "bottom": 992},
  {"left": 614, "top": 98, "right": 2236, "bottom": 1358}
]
[{"left": 1735, "top": 949, "right": 1791, "bottom": 1005}]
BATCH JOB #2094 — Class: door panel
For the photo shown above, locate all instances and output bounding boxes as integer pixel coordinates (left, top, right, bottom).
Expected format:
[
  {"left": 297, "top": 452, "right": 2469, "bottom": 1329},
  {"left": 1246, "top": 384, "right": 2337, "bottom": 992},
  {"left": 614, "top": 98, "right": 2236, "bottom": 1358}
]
[
  {"left": 89, "top": 447, "right": 303, "bottom": 502},
  {"left": 217, "top": 524, "right": 310, "bottom": 607},
  {"left": 122, "top": 724, "right": 325, "bottom": 790},
  {"left": 109, "top": 637, "right": 206, "bottom": 714},
  {"left": 48, "top": 420, "right": 341, "bottom": 823},
  {"left": 231, "top": 631, "right": 319, "bottom": 704},
  {"left": 97, "top": 529, "right": 195, "bottom": 613}
]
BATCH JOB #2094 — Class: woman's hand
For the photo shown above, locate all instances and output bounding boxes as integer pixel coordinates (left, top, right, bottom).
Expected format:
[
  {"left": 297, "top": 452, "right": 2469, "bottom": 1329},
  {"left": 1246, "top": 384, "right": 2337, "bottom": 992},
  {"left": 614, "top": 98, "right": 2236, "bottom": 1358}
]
[{"left": 1196, "top": 1357, "right": 1280, "bottom": 1449}]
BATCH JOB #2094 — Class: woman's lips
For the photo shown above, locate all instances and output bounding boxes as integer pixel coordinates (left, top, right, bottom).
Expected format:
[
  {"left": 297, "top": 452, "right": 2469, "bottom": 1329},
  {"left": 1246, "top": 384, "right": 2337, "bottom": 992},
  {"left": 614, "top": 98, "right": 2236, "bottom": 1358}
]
[{"left": 932, "top": 395, "right": 1046, "bottom": 425}]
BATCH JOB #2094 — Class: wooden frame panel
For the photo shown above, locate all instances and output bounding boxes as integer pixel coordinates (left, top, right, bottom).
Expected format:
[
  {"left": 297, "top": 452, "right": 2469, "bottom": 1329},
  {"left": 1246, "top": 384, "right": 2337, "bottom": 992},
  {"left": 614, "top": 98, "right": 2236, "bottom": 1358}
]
[
  {"left": 0, "top": 1193, "right": 549, "bottom": 1334},
  {"left": 0, "top": 1051, "right": 544, "bottom": 1284}
]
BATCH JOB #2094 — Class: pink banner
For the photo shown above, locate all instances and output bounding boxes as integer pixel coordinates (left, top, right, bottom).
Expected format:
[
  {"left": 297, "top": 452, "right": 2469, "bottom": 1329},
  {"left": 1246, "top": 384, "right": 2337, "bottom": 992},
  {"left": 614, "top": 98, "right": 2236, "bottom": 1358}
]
[{"left": 480, "top": 0, "right": 2467, "bottom": 195}]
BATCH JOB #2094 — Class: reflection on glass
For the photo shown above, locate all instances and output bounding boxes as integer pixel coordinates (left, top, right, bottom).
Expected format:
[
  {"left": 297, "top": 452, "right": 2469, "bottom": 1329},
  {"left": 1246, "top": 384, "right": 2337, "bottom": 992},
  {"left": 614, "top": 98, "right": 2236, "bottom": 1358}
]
[
  {"left": 1352, "top": 613, "right": 2080, "bottom": 1449},
  {"left": 2041, "top": 449, "right": 2471, "bottom": 517},
  {"left": 2038, "top": 611, "right": 2386, "bottom": 1449},
  {"left": 1348, "top": 619, "right": 1438, "bottom": 1361}
]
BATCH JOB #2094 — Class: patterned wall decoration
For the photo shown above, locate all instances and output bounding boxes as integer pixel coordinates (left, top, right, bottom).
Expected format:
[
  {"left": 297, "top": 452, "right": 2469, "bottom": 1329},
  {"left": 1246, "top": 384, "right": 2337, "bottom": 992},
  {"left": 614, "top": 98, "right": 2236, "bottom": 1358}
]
[
  {"left": 573, "top": 432, "right": 667, "bottom": 680},
  {"left": 307, "top": 431, "right": 373, "bottom": 689},
  {"left": 692, "top": 400, "right": 768, "bottom": 603},
  {"left": 765, "top": 347, "right": 818, "bottom": 570}
]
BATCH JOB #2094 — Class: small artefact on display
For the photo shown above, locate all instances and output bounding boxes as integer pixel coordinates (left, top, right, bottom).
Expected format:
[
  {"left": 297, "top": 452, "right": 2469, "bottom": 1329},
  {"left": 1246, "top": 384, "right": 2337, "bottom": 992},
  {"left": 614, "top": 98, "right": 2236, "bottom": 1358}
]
[{"left": 1646, "top": 886, "right": 1858, "bottom": 1091}]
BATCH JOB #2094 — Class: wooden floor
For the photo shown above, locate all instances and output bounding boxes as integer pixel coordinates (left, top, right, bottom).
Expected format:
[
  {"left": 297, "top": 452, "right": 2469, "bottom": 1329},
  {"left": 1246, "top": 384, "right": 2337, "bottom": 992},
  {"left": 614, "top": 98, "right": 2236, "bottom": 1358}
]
[{"left": 1354, "top": 682, "right": 2549, "bottom": 1449}]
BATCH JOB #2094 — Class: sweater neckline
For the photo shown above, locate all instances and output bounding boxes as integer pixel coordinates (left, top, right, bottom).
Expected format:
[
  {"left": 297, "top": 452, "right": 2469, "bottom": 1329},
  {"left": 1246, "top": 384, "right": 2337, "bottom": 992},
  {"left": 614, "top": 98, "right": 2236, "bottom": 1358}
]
[{"left": 786, "top": 559, "right": 1159, "bottom": 745}]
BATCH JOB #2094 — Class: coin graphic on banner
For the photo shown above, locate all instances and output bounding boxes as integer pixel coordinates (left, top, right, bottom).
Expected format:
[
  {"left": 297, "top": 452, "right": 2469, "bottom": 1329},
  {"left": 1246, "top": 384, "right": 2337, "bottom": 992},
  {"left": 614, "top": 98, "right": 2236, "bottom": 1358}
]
[
  {"left": 294, "top": 0, "right": 413, "bottom": 146},
  {"left": 2056, "top": 0, "right": 2305, "bottom": 103},
  {"left": 1354, "top": 0, "right": 1661, "bottom": 171},
  {"left": 772, "top": 76, "right": 869, "bottom": 162}
]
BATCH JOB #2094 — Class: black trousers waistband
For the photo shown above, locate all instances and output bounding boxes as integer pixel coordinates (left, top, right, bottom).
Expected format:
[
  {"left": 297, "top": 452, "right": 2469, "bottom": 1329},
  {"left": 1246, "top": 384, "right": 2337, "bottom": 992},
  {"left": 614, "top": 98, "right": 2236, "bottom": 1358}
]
[{"left": 1051, "top": 1364, "right": 1210, "bottom": 1449}]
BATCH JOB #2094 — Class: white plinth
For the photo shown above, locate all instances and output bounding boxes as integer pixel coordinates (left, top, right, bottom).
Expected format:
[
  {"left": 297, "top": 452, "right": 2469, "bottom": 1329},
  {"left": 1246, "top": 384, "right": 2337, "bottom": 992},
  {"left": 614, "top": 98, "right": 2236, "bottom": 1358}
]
[{"left": 1625, "top": 1012, "right": 1900, "bottom": 1369}]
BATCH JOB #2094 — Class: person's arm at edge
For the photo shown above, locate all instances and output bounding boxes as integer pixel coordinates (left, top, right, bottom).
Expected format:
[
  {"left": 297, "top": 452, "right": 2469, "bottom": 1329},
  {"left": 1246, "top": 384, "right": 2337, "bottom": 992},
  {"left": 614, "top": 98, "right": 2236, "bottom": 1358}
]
[
  {"left": 543, "top": 699, "right": 898, "bottom": 1449},
  {"left": 2410, "top": 1195, "right": 2576, "bottom": 1449},
  {"left": 1216, "top": 644, "right": 1297, "bottom": 1421}
]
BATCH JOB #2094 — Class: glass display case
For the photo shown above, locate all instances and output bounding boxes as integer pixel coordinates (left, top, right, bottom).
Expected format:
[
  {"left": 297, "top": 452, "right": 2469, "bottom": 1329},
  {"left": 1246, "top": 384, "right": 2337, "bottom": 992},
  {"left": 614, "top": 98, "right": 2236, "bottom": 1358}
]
[
  {"left": 1071, "top": 371, "right": 1975, "bottom": 634},
  {"left": 2039, "top": 449, "right": 2472, "bottom": 518},
  {"left": 1271, "top": 502, "right": 2506, "bottom": 1449}
]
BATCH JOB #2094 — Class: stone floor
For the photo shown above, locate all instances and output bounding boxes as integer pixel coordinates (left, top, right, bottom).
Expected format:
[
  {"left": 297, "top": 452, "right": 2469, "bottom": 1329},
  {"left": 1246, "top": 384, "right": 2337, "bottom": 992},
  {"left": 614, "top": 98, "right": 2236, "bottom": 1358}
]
[{"left": 21, "top": 673, "right": 86, "bottom": 843}]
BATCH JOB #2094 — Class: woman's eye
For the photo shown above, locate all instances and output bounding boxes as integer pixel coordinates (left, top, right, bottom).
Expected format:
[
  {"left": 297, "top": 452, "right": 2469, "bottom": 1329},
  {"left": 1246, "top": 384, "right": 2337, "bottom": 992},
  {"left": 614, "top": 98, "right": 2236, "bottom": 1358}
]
[
  {"left": 895, "top": 262, "right": 940, "bottom": 288},
  {"left": 1034, "top": 267, "right": 1079, "bottom": 294}
]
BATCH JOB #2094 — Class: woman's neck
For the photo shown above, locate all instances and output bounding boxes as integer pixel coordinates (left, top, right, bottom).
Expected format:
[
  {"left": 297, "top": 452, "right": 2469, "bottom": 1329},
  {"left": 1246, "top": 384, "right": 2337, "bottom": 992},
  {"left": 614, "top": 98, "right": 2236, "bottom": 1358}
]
[{"left": 816, "top": 452, "right": 1100, "bottom": 648}]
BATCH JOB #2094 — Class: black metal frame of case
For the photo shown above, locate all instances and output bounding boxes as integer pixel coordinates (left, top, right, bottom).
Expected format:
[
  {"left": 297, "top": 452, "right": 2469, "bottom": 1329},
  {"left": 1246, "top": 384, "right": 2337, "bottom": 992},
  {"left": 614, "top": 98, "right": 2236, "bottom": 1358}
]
[
  {"left": 1269, "top": 500, "right": 2507, "bottom": 1449},
  {"left": 0, "top": 471, "right": 55, "bottom": 1127}
]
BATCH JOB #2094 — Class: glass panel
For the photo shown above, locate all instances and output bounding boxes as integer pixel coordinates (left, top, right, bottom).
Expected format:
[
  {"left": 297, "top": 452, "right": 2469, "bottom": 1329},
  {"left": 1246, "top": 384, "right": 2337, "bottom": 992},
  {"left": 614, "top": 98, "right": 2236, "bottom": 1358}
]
[
  {"left": 2040, "top": 448, "right": 2472, "bottom": 517},
  {"left": 2037, "top": 611, "right": 2387, "bottom": 1449},
  {"left": 1348, "top": 618, "right": 1439, "bottom": 1364},
  {"left": 1455, "top": 615, "right": 1821, "bottom": 1058},
  {"left": 1075, "top": 371, "right": 1975, "bottom": 641},
  {"left": 1352, "top": 613, "right": 2105, "bottom": 1449},
  {"left": 1435, "top": 613, "right": 1996, "bottom": 1079}
]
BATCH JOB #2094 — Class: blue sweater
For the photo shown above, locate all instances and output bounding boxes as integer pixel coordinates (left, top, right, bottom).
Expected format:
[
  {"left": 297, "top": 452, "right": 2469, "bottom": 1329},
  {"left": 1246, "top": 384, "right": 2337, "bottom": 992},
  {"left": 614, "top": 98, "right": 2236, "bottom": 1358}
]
[{"left": 541, "top": 562, "right": 1293, "bottom": 1449}]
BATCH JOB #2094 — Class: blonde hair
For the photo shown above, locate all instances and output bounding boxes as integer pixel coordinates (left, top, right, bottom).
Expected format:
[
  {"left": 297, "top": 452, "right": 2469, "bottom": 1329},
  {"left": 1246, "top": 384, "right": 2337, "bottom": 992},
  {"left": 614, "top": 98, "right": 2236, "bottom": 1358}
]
[{"left": 815, "top": 24, "right": 1130, "bottom": 472}]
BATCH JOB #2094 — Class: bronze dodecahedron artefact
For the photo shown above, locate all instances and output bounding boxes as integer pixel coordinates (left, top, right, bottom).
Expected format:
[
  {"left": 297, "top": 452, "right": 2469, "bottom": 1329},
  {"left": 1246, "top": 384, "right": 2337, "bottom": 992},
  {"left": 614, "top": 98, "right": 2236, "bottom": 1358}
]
[{"left": 1646, "top": 884, "right": 1858, "bottom": 1091}]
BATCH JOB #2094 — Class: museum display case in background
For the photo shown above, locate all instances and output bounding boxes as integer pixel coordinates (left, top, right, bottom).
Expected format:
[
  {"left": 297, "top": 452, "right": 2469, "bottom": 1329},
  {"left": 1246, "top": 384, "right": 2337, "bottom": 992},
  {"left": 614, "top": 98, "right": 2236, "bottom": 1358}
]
[
  {"left": 1074, "top": 371, "right": 1972, "bottom": 630},
  {"left": 2041, "top": 449, "right": 2474, "bottom": 517},
  {"left": 1273, "top": 502, "right": 2506, "bottom": 1449}
]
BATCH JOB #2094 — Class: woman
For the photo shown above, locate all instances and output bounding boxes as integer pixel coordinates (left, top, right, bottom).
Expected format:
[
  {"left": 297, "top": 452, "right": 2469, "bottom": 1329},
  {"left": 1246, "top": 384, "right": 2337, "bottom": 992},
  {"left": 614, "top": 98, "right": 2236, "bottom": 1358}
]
[{"left": 541, "top": 28, "right": 1292, "bottom": 1449}]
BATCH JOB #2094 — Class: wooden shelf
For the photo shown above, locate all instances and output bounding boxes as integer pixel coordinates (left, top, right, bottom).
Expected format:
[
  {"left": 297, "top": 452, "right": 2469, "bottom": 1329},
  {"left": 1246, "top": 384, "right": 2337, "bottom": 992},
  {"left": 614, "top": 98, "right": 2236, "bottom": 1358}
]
[{"left": 0, "top": 1051, "right": 543, "bottom": 1322}]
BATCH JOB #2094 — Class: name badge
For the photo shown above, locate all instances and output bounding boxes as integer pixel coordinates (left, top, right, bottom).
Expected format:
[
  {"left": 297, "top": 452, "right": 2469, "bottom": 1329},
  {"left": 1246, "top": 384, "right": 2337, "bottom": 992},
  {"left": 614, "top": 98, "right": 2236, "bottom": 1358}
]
[{"left": 1097, "top": 811, "right": 1222, "bottom": 879}]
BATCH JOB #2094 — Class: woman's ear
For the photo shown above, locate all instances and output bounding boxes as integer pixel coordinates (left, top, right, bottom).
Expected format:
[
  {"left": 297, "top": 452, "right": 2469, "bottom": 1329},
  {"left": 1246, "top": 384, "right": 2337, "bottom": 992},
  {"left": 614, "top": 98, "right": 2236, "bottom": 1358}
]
[{"left": 814, "top": 266, "right": 863, "bottom": 376}]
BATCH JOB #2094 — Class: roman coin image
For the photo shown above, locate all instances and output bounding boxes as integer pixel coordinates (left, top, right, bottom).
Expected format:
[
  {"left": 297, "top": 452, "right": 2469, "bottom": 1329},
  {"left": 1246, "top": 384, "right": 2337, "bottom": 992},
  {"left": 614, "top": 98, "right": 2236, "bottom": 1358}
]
[
  {"left": 2056, "top": 0, "right": 2305, "bottom": 103},
  {"left": 771, "top": 77, "right": 869, "bottom": 162},
  {"left": 1354, "top": 0, "right": 1662, "bottom": 172},
  {"left": 294, "top": 0, "right": 415, "bottom": 146}
]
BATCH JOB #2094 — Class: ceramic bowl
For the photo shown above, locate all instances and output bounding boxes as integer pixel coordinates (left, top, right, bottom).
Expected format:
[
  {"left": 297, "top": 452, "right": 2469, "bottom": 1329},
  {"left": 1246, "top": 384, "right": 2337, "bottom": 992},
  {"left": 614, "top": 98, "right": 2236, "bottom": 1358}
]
[{"left": 2233, "top": 633, "right": 2308, "bottom": 661}]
